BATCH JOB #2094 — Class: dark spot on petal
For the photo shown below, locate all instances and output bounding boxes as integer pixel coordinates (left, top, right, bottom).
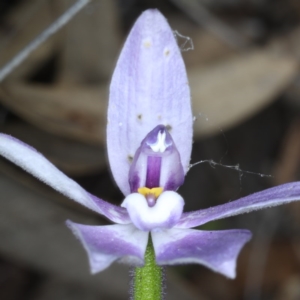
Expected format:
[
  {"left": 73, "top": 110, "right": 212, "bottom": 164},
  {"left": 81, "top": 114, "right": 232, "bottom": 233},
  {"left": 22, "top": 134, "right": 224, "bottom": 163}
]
[
  {"left": 166, "top": 124, "right": 172, "bottom": 132},
  {"left": 128, "top": 155, "right": 133, "bottom": 163},
  {"left": 137, "top": 114, "right": 142, "bottom": 120}
]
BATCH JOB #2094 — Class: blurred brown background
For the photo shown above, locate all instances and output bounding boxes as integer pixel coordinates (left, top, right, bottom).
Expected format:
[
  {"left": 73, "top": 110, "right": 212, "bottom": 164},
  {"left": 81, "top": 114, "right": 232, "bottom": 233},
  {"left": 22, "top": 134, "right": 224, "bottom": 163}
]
[{"left": 1, "top": 0, "right": 300, "bottom": 299}]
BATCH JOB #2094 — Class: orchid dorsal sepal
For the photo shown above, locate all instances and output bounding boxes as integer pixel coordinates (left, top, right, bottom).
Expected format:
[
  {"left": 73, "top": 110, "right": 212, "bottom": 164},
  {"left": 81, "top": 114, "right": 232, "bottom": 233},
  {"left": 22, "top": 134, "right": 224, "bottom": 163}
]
[{"left": 107, "top": 8, "right": 193, "bottom": 196}]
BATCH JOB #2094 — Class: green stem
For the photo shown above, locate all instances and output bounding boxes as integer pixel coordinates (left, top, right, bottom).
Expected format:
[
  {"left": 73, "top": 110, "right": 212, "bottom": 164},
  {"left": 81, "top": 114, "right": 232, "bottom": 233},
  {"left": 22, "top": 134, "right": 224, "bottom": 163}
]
[{"left": 133, "top": 236, "right": 163, "bottom": 300}]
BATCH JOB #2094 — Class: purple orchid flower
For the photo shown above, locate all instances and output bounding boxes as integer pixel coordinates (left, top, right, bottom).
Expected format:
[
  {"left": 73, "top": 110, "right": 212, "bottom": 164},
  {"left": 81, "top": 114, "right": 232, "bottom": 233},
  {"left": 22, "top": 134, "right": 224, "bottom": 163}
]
[{"left": 0, "top": 9, "right": 300, "bottom": 280}]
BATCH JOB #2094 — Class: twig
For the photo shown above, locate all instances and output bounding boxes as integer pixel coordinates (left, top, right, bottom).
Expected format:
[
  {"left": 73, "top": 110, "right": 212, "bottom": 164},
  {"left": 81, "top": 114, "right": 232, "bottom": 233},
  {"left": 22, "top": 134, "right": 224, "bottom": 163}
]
[
  {"left": 0, "top": 0, "right": 91, "bottom": 82},
  {"left": 170, "top": 0, "right": 250, "bottom": 50}
]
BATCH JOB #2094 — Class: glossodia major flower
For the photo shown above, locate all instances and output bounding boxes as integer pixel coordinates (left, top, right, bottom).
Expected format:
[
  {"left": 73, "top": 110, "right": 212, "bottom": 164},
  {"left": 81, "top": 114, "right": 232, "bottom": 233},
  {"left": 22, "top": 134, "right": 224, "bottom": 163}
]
[{"left": 0, "top": 9, "right": 300, "bottom": 280}]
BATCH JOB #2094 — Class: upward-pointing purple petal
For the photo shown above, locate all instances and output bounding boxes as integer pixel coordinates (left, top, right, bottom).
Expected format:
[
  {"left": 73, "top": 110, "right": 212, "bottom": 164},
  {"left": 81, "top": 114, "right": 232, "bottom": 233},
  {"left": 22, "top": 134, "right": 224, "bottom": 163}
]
[
  {"left": 176, "top": 182, "right": 300, "bottom": 228},
  {"left": 0, "top": 134, "right": 130, "bottom": 224},
  {"left": 107, "top": 9, "right": 193, "bottom": 195}
]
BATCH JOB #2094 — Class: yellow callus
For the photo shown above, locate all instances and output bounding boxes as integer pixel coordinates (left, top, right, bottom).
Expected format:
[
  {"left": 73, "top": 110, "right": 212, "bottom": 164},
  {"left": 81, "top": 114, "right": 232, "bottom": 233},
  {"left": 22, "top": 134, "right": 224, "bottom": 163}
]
[{"left": 137, "top": 187, "right": 163, "bottom": 198}]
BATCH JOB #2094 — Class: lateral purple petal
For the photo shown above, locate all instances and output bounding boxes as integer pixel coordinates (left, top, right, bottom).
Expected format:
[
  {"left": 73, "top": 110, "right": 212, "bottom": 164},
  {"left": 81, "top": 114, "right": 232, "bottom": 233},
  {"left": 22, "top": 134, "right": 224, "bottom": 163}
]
[
  {"left": 177, "top": 182, "right": 300, "bottom": 228},
  {"left": 0, "top": 134, "right": 130, "bottom": 224},
  {"left": 152, "top": 228, "right": 252, "bottom": 278},
  {"left": 67, "top": 222, "right": 149, "bottom": 273},
  {"left": 107, "top": 9, "right": 193, "bottom": 195}
]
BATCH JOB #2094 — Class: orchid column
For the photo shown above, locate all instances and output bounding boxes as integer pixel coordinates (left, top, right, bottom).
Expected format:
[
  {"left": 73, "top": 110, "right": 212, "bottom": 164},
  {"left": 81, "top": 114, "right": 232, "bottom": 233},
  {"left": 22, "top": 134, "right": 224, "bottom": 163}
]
[{"left": 107, "top": 10, "right": 192, "bottom": 299}]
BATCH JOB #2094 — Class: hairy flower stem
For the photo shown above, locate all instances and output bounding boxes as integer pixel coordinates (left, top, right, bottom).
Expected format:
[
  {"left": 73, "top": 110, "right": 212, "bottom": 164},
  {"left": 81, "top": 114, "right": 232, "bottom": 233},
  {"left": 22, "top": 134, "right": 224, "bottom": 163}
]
[{"left": 134, "top": 237, "right": 163, "bottom": 300}]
